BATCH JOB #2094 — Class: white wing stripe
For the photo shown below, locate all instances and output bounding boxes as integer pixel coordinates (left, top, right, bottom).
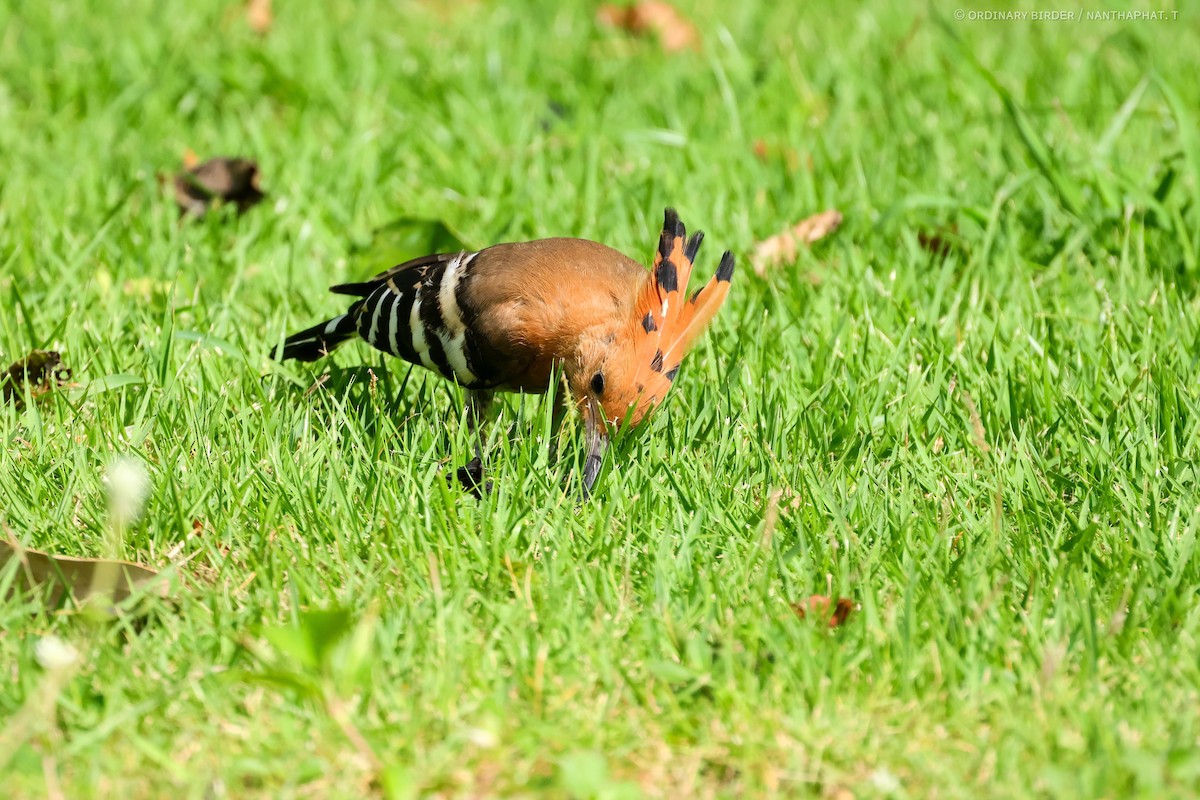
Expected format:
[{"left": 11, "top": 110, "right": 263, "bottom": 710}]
[{"left": 409, "top": 297, "right": 437, "bottom": 371}]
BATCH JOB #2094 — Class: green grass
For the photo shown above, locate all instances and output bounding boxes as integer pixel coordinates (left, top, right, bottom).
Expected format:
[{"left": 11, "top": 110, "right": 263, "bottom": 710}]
[{"left": 3, "top": 0, "right": 1200, "bottom": 796}]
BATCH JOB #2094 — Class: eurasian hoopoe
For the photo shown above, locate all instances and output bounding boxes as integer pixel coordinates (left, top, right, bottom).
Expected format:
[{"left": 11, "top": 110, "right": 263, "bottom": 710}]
[{"left": 278, "top": 208, "right": 735, "bottom": 495}]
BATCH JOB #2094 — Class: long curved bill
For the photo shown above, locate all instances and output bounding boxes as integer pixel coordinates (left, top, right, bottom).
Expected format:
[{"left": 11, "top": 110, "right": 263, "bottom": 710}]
[{"left": 582, "top": 402, "right": 609, "bottom": 498}]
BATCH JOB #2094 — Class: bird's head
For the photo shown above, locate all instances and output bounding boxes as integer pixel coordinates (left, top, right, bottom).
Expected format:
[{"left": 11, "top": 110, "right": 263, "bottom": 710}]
[{"left": 571, "top": 208, "right": 735, "bottom": 436}]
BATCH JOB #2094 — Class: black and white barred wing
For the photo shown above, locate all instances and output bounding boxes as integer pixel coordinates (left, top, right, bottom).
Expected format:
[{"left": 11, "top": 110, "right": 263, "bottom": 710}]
[{"left": 279, "top": 250, "right": 497, "bottom": 390}]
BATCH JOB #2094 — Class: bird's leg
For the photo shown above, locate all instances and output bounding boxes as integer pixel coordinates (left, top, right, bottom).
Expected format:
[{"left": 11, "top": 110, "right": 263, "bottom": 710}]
[
  {"left": 454, "top": 389, "right": 493, "bottom": 495},
  {"left": 581, "top": 404, "right": 609, "bottom": 499}
]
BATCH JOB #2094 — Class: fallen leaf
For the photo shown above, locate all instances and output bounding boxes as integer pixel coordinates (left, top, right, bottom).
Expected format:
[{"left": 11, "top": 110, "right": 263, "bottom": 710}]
[
  {"left": 1, "top": 350, "right": 72, "bottom": 406},
  {"left": 1, "top": 539, "right": 168, "bottom": 614},
  {"left": 760, "top": 488, "right": 782, "bottom": 551},
  {"left": 415, "top": 0, "right": 481, "bottom": 19},
  {"left": 174, "top": 156, "right": 265, "bottom": 217},
  {"left": 246, "top": 0, "right": 272, "bottom": 33},
  {"left": 831, "top": 598, "right": 854, "bottom": 627},
  {"left": 960, "top": 389, "right": 990, "bottom": 454},
  {"left": 916, "top": 224, "right": 961, "bottom": 258},
  {"left": 304, "top": 373, "right": 332, "bottom": 398},
  {"left": 752, "top": 209, "right": 842, "bottom": 275},
  {"left": 791, "top": 595, "right": 854, "bottom": 628},
  {"left": 597, "top": 1, "right": 699, "bottom": 52},
  {"left": 751, "top": 140, "right": 802, "bottom": 171}
]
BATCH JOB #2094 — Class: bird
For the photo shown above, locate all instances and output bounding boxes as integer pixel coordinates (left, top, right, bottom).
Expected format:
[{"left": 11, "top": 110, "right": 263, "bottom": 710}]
[{"left": 277, "top": 208, "right": 735, "bottom": 496}]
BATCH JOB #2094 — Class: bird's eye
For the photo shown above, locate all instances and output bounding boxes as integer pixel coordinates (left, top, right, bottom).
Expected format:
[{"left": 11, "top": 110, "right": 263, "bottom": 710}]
[{"left": 590, "top": 372, "right": 605, "bottom": 395}]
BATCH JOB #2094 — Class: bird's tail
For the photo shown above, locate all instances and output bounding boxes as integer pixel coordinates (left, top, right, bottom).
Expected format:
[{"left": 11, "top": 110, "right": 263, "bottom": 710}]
[{"left": 277, "top": 312, "right": 357, "bottom": 362}]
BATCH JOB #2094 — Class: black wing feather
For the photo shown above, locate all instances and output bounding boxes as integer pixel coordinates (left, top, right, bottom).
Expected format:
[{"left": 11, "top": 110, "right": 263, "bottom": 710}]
[{"left": 329, "top": 253, "right": 459, "bottom": 297}]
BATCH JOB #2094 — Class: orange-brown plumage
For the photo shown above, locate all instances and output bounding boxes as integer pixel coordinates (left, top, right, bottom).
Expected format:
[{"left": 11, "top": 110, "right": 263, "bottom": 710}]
[{"left": 279, "top": 208, "right": 735, "bottom": 495}]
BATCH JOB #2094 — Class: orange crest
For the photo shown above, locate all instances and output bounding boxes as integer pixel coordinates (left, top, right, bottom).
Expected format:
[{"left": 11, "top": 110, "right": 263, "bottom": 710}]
[{"left": 624, "top": 208, "right": 735, "bottom": 423}]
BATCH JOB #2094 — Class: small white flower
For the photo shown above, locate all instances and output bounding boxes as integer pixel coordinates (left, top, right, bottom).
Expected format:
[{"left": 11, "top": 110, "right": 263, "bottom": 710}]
[
  {"left": 106, "top": 457, "right": 150, "bottom": 528},
  {"left": 870, "top": 767, "right": 901, "bottom": 794},
  {"left": 34, "top": 635, "right": 78, "bottom": 670},
  {"left": 465, "top": 727, "right": 499, "bottom": 749}
]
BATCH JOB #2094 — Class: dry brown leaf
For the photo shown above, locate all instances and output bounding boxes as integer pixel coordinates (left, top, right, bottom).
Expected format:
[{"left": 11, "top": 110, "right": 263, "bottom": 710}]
[
  {"left": 174, "top": 156, "right": 265, "bottom": 217},
  {"left": 1, "top": 539, "right": 168, "bottom": 612},
  {"left": 960, "top": 389, "right": 990, "bottom": 454},
  {"left": 597, "top": 1, "right": 699, "bottom": 52},
  {"left": 760, "top": 488, "right": 782, "bottom": 551},
  {"left": 1, "top": 350, "right": 72, "bottom": 406},
  {"left": 304, "top": 372, "right": 332, "bottom": 398},
  {"left": 752, "top": 210, "right": 842, "bottom": 276},
  {"left": 413, "top": 0, "right": 482, "bottom": 21},
  {"left": 791, "top": 595, "right": 854, "bottom": 628},
  {"left": 917, "top": 224, "right": 961, "bottom": 258},
  {"left": 751, "top": 140, "right": 802, "bottom": 171},
  {"left": 246, "top": 0, "right": 272, "bottom": 33}
]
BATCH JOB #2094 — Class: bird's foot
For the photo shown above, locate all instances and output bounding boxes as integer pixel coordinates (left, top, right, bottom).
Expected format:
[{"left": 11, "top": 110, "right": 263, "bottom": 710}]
[{"left": 450, "top": 455, "right": 492, "bottom": 497}]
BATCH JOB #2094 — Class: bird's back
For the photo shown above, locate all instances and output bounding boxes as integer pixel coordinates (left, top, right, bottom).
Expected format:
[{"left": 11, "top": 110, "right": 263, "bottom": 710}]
[
  {"left": 282, "top": 237, "right": 649, "bottom": 393},
  {"left": 461, "top": 238, "right": 647, "bottom": 390}
]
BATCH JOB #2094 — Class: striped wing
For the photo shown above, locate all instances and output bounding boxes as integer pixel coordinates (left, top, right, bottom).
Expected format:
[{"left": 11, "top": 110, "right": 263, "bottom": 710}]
[{"left": 348, "top": 251, "right": 497, "bottom": 389}]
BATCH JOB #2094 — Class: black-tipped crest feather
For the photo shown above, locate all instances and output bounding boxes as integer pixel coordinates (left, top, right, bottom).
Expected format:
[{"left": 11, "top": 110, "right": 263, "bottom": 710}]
[
  {"left": 658, "top": 208, "right": 681, "bottom": 261},
  {"left": 657, "top": 234, "right": 673, "bottom": 262},
  {"left": 716, "top": 251, "right": 735, "bottom": 282},
  {"left": 656, "top": 260, "right": 678, "bottom": 293},
  {"left": 663, "top": 207, "right": 683, "bottom": 238}
]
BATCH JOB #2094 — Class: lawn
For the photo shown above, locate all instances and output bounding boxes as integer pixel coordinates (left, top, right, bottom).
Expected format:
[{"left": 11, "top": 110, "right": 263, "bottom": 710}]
[{"left": 2, "top": 0, "right": 1199, "bottom": 797}]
